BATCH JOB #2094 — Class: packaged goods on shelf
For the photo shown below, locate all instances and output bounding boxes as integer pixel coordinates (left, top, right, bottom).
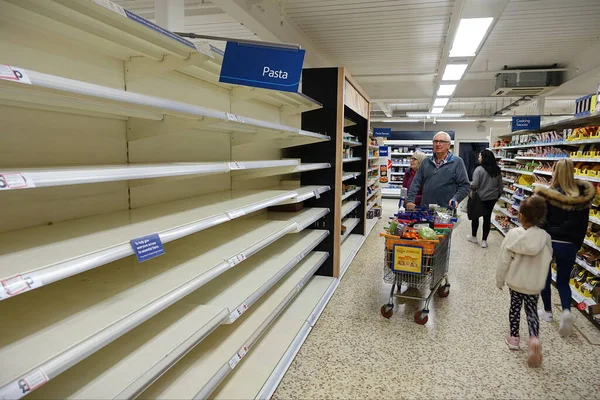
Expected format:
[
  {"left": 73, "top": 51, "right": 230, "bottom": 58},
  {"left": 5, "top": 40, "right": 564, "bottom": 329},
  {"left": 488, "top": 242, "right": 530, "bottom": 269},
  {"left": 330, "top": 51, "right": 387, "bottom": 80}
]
[
  {"left": 566, "top": 126, "right": 600, "bottom": 141},
  {"left": 575, "top": 94, "right": 597, "bottom": 118},
  {"left": 508, "top": 130, "right": 565, "bottom": 147}
]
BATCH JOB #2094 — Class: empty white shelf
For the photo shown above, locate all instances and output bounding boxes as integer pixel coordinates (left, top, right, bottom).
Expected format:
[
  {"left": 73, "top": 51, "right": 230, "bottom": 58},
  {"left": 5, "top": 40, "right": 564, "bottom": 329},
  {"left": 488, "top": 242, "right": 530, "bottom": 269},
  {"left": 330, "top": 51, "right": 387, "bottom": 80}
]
[
  {"left": 341, "top": 201, "right": 361, "bottom": 219},
  {"left": 342, "top": 157, "right": 362, "bottom": 163},
  {"left": 341, "top": 218, "right": 360, "bottom": 243},
  {"left": 0, "top": 219, "right": 302, "bottom": 395},
  {"left": 139, "top": 252, "right": 329, "bottom": 399},
  {"left": 268, "top": 208, "right": 330, "bottom": 232},
  {"left": 366, "top": 217, "right": 379, "bottom": 236},
  {"left": 368, "top": 179, "right": 378, "bottom": 187},
  {"left": 0, "top": 1, "right": 321, "bottom": 115},
  {"left": 211, "top": 275, "right": 336, "bottom": 400},
  {"left": 0, "top": 189, "right": 300, "bottom": 300},
  {"left": 341, "top": 186, "right": 361, "bottom": 201},
  {"left": 275, "top": 185, "right": 331, "bottom": 204},
  {"left": 0, "top": 160, "right": 298, "bottom": 190},
  {"left": 368, "top": 188, "right": 381, "bottom": 200},
  {"left": 343, "top": 139, "right": 362, "bottom": 147},
  {"left": 340, "top": 234, "right": 366, "bottom": 279},
  {"left": 366, "top": 201, "right": 377, "bottom": 213},
  {"left": 231, "top": 163, "right": 330, "bottom": 181},
  {"left": 27, "top": 231, "right": 329, "bottom": 400},
  {"left": 0, "top": 67, "right": 329, "bottom": 146},
  {"left": 342, "top": 171, "right": 361, "bottom": 181}
]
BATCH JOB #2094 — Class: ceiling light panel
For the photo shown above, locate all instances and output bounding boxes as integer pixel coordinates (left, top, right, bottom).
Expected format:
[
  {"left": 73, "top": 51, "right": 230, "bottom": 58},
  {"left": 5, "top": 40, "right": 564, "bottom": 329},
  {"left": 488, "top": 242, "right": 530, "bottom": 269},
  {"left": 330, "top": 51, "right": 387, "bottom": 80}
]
[
  {"left": 431, "top": 107, "right": 445, "bottom": 114},
  {"left": 442, "top": 64, "right": 468, "bottom": 81},
  {"left": 407, "top": 112, "right": 465, "bottom": 118},
  {"left": 449, "top": 18, "right": 494, "bottom": 57},
  {"left": 433, "top": 98, "right": 449, "bottom": 107},
  {"left": 437, "top": 85, "right": 457, "bottom": 96}
]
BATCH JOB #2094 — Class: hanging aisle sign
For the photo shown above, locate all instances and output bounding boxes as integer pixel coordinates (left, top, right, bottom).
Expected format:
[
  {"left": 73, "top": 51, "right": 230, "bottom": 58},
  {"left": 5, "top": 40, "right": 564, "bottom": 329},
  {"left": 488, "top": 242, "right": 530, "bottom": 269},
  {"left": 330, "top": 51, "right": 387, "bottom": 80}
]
[
  {"left": 373, "top": 128, "right": 391, "bottom": 137},
  {"left": 511, "top": 116, "right": 541, "bottom": 131},
  {"left": 219, "top": 42, "right": 305, "bottom": 93}
]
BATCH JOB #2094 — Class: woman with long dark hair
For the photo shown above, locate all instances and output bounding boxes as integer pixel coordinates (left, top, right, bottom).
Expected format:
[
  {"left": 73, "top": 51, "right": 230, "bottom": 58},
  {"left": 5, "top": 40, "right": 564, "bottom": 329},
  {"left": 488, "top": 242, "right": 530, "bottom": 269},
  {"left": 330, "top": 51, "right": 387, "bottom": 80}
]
[{"left": 467, "top": 149, "right": 504, "bottom": 248}]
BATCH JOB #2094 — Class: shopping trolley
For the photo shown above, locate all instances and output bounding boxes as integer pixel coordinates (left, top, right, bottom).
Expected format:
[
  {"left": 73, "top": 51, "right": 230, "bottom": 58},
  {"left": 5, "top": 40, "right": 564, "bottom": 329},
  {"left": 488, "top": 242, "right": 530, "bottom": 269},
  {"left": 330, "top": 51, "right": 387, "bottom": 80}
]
[{"left": 379, "top": 226, "right": 453, "bottom": 324}]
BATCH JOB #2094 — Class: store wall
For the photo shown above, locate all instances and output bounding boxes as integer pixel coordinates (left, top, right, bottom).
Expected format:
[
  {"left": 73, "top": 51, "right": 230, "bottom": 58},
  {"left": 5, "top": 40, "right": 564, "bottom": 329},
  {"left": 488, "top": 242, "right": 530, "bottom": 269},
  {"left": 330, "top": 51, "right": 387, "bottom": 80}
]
[{"left": 371, "top": 121, "right": 511, "bottom": 155}]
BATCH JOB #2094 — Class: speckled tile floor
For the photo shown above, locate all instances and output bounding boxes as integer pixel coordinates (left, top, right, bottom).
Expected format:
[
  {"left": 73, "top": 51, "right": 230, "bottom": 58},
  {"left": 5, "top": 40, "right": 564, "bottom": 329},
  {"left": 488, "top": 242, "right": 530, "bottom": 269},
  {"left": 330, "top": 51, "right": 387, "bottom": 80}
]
[{"left": 273, "top": 199, "right": 600, "bottom": 400}]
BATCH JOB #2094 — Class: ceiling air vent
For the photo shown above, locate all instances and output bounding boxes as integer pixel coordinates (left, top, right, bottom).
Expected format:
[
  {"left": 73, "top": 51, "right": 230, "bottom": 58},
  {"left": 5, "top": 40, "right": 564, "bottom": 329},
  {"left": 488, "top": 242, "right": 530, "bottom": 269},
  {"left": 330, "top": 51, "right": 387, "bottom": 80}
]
[{"left": 492, "top": 69, "right": 563, "bottom": 97}]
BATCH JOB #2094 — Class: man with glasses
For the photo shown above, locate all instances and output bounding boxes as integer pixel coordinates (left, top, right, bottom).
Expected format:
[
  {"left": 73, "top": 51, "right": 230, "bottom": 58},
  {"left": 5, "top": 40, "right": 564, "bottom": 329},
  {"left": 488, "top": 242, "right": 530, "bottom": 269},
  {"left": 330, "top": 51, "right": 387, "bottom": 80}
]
[{"left": 406, "top": 131, "right": 470, "bottom": 210}]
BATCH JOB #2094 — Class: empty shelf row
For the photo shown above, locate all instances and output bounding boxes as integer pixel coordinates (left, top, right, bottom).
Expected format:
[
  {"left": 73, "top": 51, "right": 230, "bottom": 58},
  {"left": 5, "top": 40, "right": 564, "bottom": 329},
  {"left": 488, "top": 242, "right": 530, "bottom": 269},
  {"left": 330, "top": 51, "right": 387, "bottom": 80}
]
[
  {"left": 0, "top": 186, "right": 330, "bottom": 301},
  {"left": 0, "top": 161, "right": 330, "bottom": 190},
  {"left": 0, "top": 0, "right": 322, "bottom": 114},
  {"left": 0, "top": 67, "right": 328, "bottom": 148},
  {"left": 0, "top": 212, "right": 330, "bottom": 399}
]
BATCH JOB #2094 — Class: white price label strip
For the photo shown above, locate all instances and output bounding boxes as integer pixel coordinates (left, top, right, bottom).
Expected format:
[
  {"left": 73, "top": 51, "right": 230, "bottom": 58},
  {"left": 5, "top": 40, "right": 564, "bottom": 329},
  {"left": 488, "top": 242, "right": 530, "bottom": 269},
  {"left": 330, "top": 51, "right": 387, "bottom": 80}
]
[
  {"left": 0, "top": 173, "right": 35, "bottom": 190},
  {"left": 227, "top": 253, "right": 246, "bottom": 267},
  {"left": 0, "top": 368, "right": 48, "bottom": 399},
  {"left": 228, "top": 345, "right": 249, "bottom": 369},
  {"left": 228, "top": 303, "right": 248, "bottom": 323},
  {"left": 0, "top": 65, "right": 31, "bottom": 85},
  {"left": 226, "top": 113, "right": 245, "bottom": 124},
  {"left": 226, "top": 209, "right": 245, "bottom": 219},
  {"left": 91, "top": 0, "right": 127, "bottom": 17},
  {"left": 0, "top": 274, "right": 42, "bottom": 300},
  {"left": 227, "top": 162, "right": 245, "bottom": 170}
]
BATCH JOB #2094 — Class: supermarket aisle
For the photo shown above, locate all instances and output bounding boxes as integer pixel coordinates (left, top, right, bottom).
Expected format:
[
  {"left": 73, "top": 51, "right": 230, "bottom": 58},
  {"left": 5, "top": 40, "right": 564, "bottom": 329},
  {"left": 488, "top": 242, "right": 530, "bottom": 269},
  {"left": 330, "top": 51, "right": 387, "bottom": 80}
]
[{"left": 274, "top": 199, "right": 600, "bottom": 399}]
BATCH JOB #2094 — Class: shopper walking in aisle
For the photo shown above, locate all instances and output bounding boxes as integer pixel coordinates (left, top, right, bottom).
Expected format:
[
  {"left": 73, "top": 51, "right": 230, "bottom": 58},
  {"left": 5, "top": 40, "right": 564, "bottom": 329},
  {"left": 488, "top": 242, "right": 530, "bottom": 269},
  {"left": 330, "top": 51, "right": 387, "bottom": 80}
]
[
  {"left": 467, "top": 150, "right": 504, "bottom": 248},
  {"left": 497, "top": 196, "right": 552, "bottom": 367},
  {"left": 401, "top": 151, "right": 427, "bottom": 207},
  {"left": 406, "top": 132, "right": 470, "bottom": 210},
  {"left": 534, "top": 159, "right": 595, "bottom": 337}
]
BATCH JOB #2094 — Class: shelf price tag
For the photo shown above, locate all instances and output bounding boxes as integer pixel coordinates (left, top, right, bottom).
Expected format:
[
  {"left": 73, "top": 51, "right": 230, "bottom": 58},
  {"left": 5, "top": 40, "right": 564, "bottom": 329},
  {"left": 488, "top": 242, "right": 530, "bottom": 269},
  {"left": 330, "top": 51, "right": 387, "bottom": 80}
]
[
  {"left": 228, "top": 162, "right": 245, "bottom": 170},
  {"left": 0, "top": 368, "right": 48, "bottom": 399},
  {"left": 0, "top": 274, "right": 42, "bottom": 300},
  {"left": 130, "top": 233, "right": 166, "bottom": 263},
  {"left": 226, "top": 209, "right": 245, "bottom": 220},
  {"left": 226, "top": 113, "right": 245, "bottom": 124},
  {"left": 0, "top": 65, "right": 31, "bottom": 85},
  {"left": 229, "top": 303, "right": 248, "bottom": 323},
  {"left": 313, "top": 190, "right": 321, "bottom": 199},
  {"left": 227, "top": 253, "right": 246, "bottom": 267},
  {"left": 0, "top": 173, "right": 35, "bottom": 190}
]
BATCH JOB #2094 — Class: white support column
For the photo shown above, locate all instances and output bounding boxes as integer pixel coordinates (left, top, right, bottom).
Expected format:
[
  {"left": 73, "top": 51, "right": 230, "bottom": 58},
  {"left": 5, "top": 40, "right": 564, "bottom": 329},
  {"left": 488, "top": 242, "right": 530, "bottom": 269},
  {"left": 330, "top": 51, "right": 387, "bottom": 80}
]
[
  {"left": 536, "top": 95, "right": 546, "bottom": 115},
  {"left": 155, "top": 0, "right": 185, "bottom": 31}
]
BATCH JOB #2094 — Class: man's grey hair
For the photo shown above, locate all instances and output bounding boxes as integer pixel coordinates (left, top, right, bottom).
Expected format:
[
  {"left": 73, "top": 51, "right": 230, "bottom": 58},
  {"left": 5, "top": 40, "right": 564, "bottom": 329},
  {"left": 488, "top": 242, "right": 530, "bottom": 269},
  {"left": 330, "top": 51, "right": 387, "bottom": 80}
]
[{"left": 434, "top": 131, "right": 451, "bottom": 142}]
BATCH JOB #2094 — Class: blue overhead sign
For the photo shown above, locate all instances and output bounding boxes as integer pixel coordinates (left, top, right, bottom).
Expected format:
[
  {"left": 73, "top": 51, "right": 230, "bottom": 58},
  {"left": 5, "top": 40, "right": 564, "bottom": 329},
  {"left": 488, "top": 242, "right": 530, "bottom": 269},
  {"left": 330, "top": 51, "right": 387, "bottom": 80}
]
[
  {"left": 219, "top": 42, "right": 305, "bottom": 93},
  {"left": 379, "top": 146, "right": 389, "bottom": 156},
  {"left": 373, "top": 128, "right": 392, "bottom": 137},
  {"left": 512, "top": 116, "right": 541, "bottom": 132}
]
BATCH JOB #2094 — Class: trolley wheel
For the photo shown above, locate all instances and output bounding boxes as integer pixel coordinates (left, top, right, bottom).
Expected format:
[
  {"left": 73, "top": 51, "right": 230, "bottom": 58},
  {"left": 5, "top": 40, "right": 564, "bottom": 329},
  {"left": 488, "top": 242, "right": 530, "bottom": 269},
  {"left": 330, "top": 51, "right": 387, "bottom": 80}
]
[
  {"left": 437, "top": 285, "right": 450, "bottom": 298},
  {"left": 380, "top": 305, "right": 394, "bottom": 319},
  {"left": 414, "top": 310, "right": 428, "bottom": 325}
]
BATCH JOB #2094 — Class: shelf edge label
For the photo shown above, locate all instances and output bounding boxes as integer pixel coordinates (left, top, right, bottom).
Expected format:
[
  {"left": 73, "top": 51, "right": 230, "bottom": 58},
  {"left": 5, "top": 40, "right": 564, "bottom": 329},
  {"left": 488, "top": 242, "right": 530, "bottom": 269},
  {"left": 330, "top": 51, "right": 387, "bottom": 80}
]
[
  {"left": 0, "top": 173, "right": 35, "bottom": 190},
  {"left": 226, "top": 209, "right": 245, "bottom": 219},
  {"left": 0, "top": 274, "right": 42, "bottom": 300},
  {"left": 220, "top": 42, "right": 305, "bottom": 93},
  {"left": 0, "top": 65, "right": 31, "bottom": 85},
  {"left": 0, "top": 368, "right": 48, "bottom": 400},
  {"left": 130, "top": 233, "right": 165, "bottom": 263}
]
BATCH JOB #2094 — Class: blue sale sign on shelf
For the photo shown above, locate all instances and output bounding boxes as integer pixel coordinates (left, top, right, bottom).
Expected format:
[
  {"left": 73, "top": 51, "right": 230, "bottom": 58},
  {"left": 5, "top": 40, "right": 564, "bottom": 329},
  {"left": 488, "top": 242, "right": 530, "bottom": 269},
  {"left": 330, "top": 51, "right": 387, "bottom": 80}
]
[
  {"left": 511, "top": 116, "right": 541, "bottom": 131},
  {"left": 219, "top": 42, "right": 305, "bottom": 93},
  {"left": 130, "top": 233, "right": 165, "bottom": 263},
  {"left": 379, "top": 146, "right": 389, "bottom": 156},
  {"left": 373, "top": 128, "right": 391, "bottom": 137}
]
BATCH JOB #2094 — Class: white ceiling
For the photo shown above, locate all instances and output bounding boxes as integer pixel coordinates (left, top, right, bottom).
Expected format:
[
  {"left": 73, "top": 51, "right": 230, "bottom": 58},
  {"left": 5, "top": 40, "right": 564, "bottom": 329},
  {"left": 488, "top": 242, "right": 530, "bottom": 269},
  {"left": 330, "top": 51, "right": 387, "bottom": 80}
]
[{"left": 114, "top": 0, "right": 600, "bottom": 119}]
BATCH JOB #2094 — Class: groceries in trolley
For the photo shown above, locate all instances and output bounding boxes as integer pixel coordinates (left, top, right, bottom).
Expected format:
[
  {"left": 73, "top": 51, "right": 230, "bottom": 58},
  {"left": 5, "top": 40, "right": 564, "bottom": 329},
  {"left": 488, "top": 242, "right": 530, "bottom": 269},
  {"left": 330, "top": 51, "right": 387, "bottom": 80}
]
[{"left": 379, "top": 207, "right": 455, "bottom": 324}]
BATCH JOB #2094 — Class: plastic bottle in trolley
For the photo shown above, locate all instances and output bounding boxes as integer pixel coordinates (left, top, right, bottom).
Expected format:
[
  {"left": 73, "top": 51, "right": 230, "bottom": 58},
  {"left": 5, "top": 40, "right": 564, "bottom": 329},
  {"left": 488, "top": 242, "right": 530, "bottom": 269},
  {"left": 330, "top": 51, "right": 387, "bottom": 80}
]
[{"left": 398, "top": 187, "right": 408, "bottom": 213}]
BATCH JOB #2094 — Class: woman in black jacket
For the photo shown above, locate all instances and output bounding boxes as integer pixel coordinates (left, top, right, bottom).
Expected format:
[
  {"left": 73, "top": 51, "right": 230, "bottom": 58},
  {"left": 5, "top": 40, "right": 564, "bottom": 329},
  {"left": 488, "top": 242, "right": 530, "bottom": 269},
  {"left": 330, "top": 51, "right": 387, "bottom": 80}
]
[{"left": 534, "top": 159, "right": 595, "bottom": 337}]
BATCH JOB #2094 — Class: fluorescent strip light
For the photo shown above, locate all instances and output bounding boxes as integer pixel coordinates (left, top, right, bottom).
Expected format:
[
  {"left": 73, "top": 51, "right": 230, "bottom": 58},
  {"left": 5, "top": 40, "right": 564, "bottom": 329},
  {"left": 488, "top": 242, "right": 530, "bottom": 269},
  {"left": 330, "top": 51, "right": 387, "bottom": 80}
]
[
  {"left": 437, "top": 119, "right": 477, "bottom": 122},
  {"left": 437, "top": 84, "right": 457, "bottom": 96},
  {"left": 406, "top": 112, "right": 465, "bottom": 118},
  {"left": 431, "top": 107, "right": 445, "bottom": 114},
  {"left": 370, "top": 118, "right": 420, "bottom": 122},
  {"left": 442, "top": 64, "right": 468, "bottom": 81},
  {"left": 449, "top": 18, "right": 494, "bottom": 57},
  {"left": 433, "top": 98, "right": 449, "bottom": 107},
  {"left": 493, "top": 118, "right": 512, "bottom": 122}
]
